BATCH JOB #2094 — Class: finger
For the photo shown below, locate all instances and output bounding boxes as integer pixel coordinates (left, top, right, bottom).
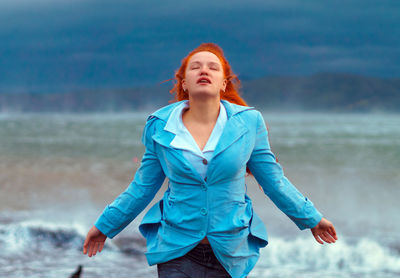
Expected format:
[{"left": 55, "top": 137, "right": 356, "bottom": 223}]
[
  {"left": 329, "top": 226, "right": 338, "bottom": 240},
  {"left": 88, "top": 242, "right": 94, "bottom": 257},
  {"left": 320, "top": 232, "right": 333, "bottom": 244},
  {"left": 319, "top": 233, "right": 331, "bottom": 243},
  {"left": 324, "top": 231, "right": 336, "bottom": 243},
  {"left": 92, "top": 242, "right": 99, "bottom": 256},
  {"left": 91, "top": 242, "right": 97, "bottom": 257},
  {"left": 99, "top": 242, "right": 104, "bottom": 253},
  {"left": 323, "top": 232, "right": 335, "bottom": 243},
  {"left": 313, "top": 233, "right": 324, "bottom": 244},
  {"left": 87, "top": 241, "right": 92, "bottom": 257},
  {"left": 95, "top": 242, "right": 101, "bottom": 255},
  {"left": 83, "top": 236, "right": 90, "bottom": 254}
]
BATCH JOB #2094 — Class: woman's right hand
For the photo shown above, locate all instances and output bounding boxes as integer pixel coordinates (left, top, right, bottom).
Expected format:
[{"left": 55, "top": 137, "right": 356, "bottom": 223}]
[{"left": 83, "top": 225, "right": 107, "bottom": 257}]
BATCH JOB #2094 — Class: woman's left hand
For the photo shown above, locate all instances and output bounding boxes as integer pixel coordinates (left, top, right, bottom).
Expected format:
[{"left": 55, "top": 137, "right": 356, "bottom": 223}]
[{"left": 311, "top": 217, "right": 338, "bottom": 244}]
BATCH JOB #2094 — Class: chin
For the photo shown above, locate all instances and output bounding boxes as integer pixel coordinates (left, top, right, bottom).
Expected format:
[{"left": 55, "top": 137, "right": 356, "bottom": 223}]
[{"left": 190, "top": 89, "right": 219, "bottom": 99}]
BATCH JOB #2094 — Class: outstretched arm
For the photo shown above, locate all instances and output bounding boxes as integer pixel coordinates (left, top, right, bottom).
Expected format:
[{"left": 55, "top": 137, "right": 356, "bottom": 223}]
[
  {"left": 94, "top": 117, "right": 166, "bottom": 239},
  {"left": 247, "top": 111, "right": 336, "bottom": 243}
]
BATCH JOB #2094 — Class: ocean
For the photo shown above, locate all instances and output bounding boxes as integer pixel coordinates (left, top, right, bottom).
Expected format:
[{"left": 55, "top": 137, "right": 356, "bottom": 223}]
[{"left": 0, "top": 111, "right": 399, "bottom": 278}]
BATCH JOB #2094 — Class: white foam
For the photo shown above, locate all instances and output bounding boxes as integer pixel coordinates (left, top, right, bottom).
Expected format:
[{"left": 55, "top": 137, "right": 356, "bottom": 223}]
[
  {"left": 1, "top": 218, "right": 399, "bottom": 277},
  {"left": 254, "top": 236, "right": 400, "bottom": 276}
]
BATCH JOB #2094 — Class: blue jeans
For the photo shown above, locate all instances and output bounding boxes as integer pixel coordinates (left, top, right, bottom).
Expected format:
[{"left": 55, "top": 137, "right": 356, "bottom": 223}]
[{"left": 157, "top": 243, "right": 232, "bottom": 278}]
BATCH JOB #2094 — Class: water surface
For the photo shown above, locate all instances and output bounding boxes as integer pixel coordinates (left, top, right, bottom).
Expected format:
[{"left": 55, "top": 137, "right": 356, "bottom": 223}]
[{"left": 1, "top": 112, "right": 399, "bottom": 277}]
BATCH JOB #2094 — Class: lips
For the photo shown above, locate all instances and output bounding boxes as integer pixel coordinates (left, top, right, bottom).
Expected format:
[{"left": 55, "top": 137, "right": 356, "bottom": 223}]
[{"left": 197, "top": 77, "right": 211, "bottom": 84}]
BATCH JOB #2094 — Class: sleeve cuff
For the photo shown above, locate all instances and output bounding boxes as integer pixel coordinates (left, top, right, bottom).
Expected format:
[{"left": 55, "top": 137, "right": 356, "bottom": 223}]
[
  {"left": 295, "top": 210, "right": 323, "bottom": 230},
  {"left": 94, "top": 208, "right": 121, "bottom": 239}
]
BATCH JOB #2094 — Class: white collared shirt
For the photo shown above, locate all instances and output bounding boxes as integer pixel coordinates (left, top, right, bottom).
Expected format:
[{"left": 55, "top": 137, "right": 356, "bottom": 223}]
[{"left": 163, "top": 100, "right": 227, "bottom": 179}]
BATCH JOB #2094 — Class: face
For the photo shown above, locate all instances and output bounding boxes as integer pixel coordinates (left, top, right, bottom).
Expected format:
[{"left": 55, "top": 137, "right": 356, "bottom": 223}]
[{"left": 182, "top": 51, "right": 227, "bottom": 98}]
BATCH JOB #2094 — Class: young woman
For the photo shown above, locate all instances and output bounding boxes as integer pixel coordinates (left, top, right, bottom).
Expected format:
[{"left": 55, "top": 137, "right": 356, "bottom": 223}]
[{"left": 83, "top": 43, "right": 337, "bottom": 278}]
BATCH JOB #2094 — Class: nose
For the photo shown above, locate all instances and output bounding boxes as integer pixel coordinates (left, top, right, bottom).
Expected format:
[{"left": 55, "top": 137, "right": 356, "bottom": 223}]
[{"left": 199, "top": 65, "right": 209, "bottom": 75}]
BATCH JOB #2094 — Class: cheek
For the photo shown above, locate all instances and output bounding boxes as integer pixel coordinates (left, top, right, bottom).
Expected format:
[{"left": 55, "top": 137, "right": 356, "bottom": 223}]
[
  {"left": 215, "top": 78, "right": 225, "bottom": 89},
  {"left": 185, "top": 73, "right": 197, "bottom": 87}
]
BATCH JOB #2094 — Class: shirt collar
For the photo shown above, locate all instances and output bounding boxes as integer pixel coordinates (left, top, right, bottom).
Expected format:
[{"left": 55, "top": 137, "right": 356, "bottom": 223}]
[
  {"left": 148, "top": 99, "right": 253, "bottom": 123},
  {"left": 164, "top": 100, "right": 227, "bottom": 136}
]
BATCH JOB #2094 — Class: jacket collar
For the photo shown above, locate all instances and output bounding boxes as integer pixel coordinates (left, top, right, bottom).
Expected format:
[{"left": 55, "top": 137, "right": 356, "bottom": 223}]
[
  {"left": 150, "top": 99, "right": 255, "bottom": 159},
  {"left": 149, "top": 99, "right": 254, "bottom": 122}
]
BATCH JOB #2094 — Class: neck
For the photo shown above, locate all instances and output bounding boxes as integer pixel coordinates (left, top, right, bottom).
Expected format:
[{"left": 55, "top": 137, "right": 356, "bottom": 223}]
[{"left": 184, "top": 96, "right": 221, "bottom": 125}]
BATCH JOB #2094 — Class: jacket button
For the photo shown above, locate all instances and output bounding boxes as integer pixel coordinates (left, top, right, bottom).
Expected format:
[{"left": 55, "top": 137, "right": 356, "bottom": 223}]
[
  {"left": 199, "top": 231, "right": 205, "bottom": 237},
  {"left": 200, "top": 208, "right": 208, "bottom": 216},
  {"left": 202, "top": 159, "right": 208, "bottom": 165},
  {"left": 201, "top": 185, "right": 208, "bottom": 191}
]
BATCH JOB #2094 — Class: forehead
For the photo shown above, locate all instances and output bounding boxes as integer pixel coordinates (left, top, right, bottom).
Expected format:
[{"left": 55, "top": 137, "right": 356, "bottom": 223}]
[{"left": 188, "top": 51, "right": 222, "bottom": 65}]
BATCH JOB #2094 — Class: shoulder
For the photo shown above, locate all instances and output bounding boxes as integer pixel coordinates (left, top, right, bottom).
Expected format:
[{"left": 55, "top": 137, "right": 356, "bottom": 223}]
[
  {"left": 144, "top": 101, "right": 184, "bottom": 135},
  {"left": 241, "top": 108, "right": 262, "bottom": 118},
  {"left": 146, "top": 100, "right": 186, "bottom": 123},
  {"left": 235, "top": 106, "right": 263, "bottom": 124},
  {"left": 143, "top": 101, "right": 185, "bottom": 129},
  {"left": 220, "top": 99, "right": 261, "bottom": 120},
  {"left": 232, "top": 106, "right": 266, "bottom": 135}
]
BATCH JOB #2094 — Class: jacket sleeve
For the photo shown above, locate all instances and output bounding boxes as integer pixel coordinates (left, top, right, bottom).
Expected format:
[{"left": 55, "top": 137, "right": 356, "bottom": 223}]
[
  {"left": 94, "top": 116, "right": 166, "bottom": 238},
  {"left": 247, "top": 111, "right": 322, "bottom": 230}
]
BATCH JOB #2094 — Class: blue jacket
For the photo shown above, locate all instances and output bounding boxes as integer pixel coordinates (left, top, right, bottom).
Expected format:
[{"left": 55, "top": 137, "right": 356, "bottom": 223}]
[{"left": 95, "top": 99, "right": 323, "bottom": 278}]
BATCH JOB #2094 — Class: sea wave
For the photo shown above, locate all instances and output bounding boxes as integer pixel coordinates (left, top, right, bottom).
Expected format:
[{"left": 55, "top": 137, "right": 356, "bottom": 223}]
[
  {"left": 0, "top": 218, "right": 146, "bottom": 256},
  {"left": 0, "top": 217, "right": 399, "bottom": 277},
  {"left": 254, "top": 236, "right": 400, "bottom": 277}
]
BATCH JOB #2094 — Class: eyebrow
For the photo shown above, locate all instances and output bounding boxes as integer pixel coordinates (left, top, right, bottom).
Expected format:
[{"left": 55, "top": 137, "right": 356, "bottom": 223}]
[{"left": 189, "top": 61, "right": 220, "bottom": 67}]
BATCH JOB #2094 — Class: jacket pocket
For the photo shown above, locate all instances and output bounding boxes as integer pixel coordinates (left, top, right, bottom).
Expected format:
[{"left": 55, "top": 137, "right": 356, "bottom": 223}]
[
  {"left": 248, "top": 209, "right": 269, "bottom": 248},
  {"left": 138, "top": 199, "right": 163, "bottom": 238}
]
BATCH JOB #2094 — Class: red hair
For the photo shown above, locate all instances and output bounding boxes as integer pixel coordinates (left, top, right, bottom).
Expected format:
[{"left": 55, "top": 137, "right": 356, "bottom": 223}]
[
  {"left": 161, "top": 42, "right": 255, "bottom": 176},
  {"left": 165, "top": 42, "right": 248, "bottom": 106}
]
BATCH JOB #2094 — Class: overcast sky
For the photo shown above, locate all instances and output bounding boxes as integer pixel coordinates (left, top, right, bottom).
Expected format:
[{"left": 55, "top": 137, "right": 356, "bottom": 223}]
[{"left": 0, "top": 0, "right": 399, "bottom": 92}]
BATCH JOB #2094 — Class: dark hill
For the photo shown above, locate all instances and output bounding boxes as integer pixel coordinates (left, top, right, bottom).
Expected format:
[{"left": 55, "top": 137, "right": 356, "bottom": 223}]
[{"left": 1, "top": 73, "right": 399, "bottom": 113}]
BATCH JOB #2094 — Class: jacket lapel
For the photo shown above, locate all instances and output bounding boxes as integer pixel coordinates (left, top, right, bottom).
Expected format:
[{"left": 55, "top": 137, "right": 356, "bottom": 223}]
[
  {"left": 151, "top": 129, "right": 175, "bottom": 149},
  {"left": 149, "top": 99, "right": 255, "bottom": 182},
  {"left": 149, "top": 100, "right": 183, "bottom": 148},
  {"left": 212, "top": 100, "right": 254, "bottom": 158},
  {"left": 212, "top": 115, "right": 249, "bottom": 159}
]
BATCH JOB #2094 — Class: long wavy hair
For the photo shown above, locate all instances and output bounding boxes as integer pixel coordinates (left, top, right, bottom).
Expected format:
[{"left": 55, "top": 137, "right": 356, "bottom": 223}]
[
  {"left": 166, "top": 43, "right": 248, "bottom": 105},
  {"left": 162, "top": 42, "right": 256, "bottom": 176}
]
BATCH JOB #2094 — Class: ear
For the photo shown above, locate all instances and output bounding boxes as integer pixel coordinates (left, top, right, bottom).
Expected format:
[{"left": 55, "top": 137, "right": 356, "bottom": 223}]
[
  {"left": 181, "top": 79, "right": 186, "bottom": 91},
  {"left": 222, "top": 79, "right": 227, "bottom": 91}
]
